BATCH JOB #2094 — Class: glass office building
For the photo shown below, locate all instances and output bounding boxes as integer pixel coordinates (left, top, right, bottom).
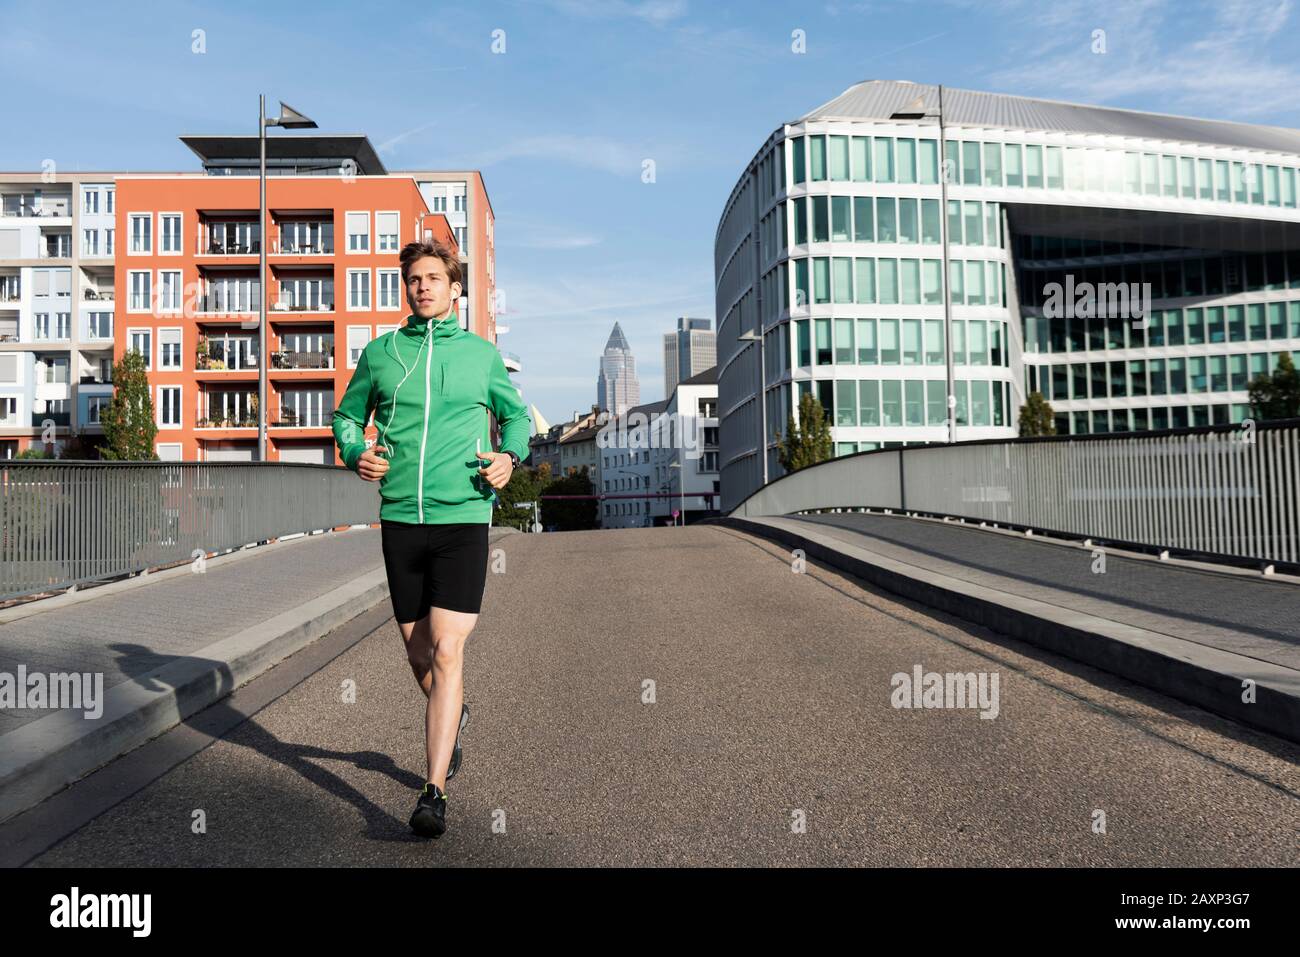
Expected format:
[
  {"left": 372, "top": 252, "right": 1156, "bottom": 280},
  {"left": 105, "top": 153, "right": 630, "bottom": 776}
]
[{"left": 715, "top": 80, "right": 1300, "bottom": 511}]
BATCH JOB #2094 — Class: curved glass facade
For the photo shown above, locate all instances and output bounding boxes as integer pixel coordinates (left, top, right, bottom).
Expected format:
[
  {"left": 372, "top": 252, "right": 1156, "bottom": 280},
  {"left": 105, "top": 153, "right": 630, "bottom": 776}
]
[{"left": 715, "top": 94, "right": 1300, "bottom": 511}]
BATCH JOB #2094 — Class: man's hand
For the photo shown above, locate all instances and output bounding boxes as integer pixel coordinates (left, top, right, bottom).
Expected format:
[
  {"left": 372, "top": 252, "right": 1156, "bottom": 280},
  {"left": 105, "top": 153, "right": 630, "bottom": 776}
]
[
  {"left": 357, "top": 445, "right": 389, "bottom": 482},
  {"left": 476, "top": 451, "right": 514, "bottom": 490}
]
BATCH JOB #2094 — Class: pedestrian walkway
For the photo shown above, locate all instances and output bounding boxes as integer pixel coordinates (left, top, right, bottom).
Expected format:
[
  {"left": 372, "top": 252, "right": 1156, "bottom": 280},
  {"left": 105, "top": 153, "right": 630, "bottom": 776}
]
[
  {"left": 792, "top": 511, "right": 1300, "bottom": 672},
  {"left": 0, "top": 528, "right": 391, "bottom": 737}
]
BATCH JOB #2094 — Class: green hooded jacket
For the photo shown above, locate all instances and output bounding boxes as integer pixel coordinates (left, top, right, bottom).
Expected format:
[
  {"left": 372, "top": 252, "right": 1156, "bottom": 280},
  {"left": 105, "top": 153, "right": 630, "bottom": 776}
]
[{"left": 332, "top": 310, "right": 531, "bottom": 524}]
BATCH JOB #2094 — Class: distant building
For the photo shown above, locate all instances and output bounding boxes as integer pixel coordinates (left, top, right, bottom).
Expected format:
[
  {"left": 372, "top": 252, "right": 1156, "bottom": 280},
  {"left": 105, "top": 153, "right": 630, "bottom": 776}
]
[
  {"left": 663, "top": 316, "right": 715, "bottom": 396},
  {"left": 598, "top": 365, "right": 718, "bottom": 528},
  {"left": 596, "top": 321, "right": 640, "bottom": 416},
  {"left": 597, "top": 397, "right": 668, "bottom": 529},
  {"left": 528, "top": 403, "right": 606, "bottom": 477}
]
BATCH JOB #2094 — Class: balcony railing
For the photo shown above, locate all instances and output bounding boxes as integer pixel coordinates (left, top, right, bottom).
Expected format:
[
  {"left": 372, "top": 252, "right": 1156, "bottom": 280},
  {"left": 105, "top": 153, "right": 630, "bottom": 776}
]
[
  {"left": 271, "top": 348, "right": 334, "bottom": 370},
  {"left": 271, "top": 410, "right": 334, "bottom": 428},
  {"left": 39, "top": 244, "right": 72, "bottom": 259},
  {"left": 0, "top": 202, "right": 71, "bottom": 218},
  {"left": 197, "top": 296, "right": 259, "bottom": 314},
  {"left": 82, "top": 288, "right": 115, "bottom": 301},
  {"left": 197, "top": 238, "right": 262, "bottom": 256},
  {"left": 31, "top": 411, "right": 71, "bottom": 427},
  {"left": 197, "top": 410, "right": 257, "bottom": 429},
  {"left": 271, "top": 237, "right": 334, "bottom": 255},
  {"left": 271, "top": 298, "right": 334, "bottom": 313}
]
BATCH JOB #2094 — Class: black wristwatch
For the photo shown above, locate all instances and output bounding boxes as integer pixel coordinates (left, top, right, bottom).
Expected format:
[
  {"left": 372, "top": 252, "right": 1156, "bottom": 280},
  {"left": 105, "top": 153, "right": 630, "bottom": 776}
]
[{"left": 505, "top": 450, "right": 520, "bottom": 468}]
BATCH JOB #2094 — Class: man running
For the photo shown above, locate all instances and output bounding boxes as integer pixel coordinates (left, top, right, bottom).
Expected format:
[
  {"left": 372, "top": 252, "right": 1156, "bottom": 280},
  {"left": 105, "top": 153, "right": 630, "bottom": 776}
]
[{"left": 332, "top": 239, "right": 530, "bottom": 839}]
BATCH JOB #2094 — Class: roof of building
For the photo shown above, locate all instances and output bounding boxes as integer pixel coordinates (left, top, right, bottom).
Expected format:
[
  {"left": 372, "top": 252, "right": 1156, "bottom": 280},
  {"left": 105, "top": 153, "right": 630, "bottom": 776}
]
[
  {"left": 179, "top": 134, "right": 388, "bottom": 175},
  {"left": 798, "top": 80, "right": 1300, "bottom": 155},
  {"left": 678, "top": 365, "right": 718, "bottom": 387},
  {"left": 561, "top": 423, "right": 604, "bottom": 444},
  {"left": 604, "top": 322, "right": 631, "bottom": 353}
]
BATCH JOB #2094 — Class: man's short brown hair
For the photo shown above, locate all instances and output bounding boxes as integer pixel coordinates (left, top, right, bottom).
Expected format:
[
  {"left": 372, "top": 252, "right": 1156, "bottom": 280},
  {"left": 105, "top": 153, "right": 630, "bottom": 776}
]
[{"left": 399, "top": 240, "right": 462, "bottom": 289}]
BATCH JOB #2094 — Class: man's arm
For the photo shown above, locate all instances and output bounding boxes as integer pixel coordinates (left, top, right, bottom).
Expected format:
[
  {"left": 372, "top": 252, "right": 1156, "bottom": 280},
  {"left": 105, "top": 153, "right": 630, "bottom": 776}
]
[
  {"left": 486, "top": 348, "right": 531, "bottom": 462},
  {"left": 333, "top": 347, "right": 375, "bottom": 472}
]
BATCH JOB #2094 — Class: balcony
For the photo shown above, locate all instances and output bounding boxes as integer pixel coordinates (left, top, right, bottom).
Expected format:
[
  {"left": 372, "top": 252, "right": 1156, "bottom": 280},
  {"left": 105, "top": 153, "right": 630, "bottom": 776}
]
[
  {"left": 196, "top": 411, "right": 258, "bottom": 429},
  {"left": 271, "top": 347, "right": 334, "bottom": 370},
  {"left": 271, "top": 296, "right": 334, "bottom": 314},
  {"left": 39, "top": 237, "right": 72, "bottom": 259},
  {"left": 271, "top": 409, "right": 334, "bottom": 428},
  {"left": 197, "top": 337, "right": 259, "bottom": 371},
  {"left": 31, "top": 411, "right": 71, "bottom": 427},
  {"left": 1, "top": 195, "right": 71, "bottom": 218},
  {"left": 82, "top": 287, "right": 115, "bottom": 302},
  {"left": 197, "top": 294, "right": 259, "bottom": 316},
  {"left": 270, "top": 227, "right": 334, "bottom": 256},
  {"left": 197, "top": 222, "right": 261, "bottom": 257}
]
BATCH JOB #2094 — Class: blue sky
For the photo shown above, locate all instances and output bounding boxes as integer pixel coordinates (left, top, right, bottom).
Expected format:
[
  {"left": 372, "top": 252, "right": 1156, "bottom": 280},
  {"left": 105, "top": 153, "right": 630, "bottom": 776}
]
[{"left": 2, "top": 0, "right": 1298, "bottom": 423}]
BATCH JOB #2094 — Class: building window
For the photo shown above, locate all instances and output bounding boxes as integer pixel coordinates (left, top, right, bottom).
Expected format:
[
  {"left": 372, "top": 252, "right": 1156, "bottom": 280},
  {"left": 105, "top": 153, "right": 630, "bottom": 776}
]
[
  {"left": 158, "top": 270, "right": 182, "bottom": 313},
  {"left": 87, "top": 395, "right": 110, "bottom": 424},
  {"left": 348, "top": 269, "right": 371, "bottom": 310},
  {"left": 87, "top": 311, "right": 112, "bottom": 339},
  {"left": 82, "top": 188, "right": 99, "bottom": 215},
  {"left": 129, "top": 214, "right": 152, "bottom": 254},
  {"left": 159, "top": 328, "right": 182, "bottom": 370},
  {"left": 454, "top": 226, "right": 467, "bottom": 250},
  {"left": 42, "top": 356, "right": 69, "bottom": 384},
  {"left": 128, "top": 328, "right": 152, "bottom": 370},
  {"left": 454, "top": 193, "right": 466, "bottom": 212},
  {"left": 376, "top": 212, "right": 399, "bottom": 252},
  {"left": 82, "top": 229, "right": 99, "bottom": 256},
  {"left": 346, "top": 212, "right": 370, "bottom": 253},
  {"left": 347, "top": 326, "right": 371, "bottom": 368},
  {"left": 129, "top": 270, "right": 152, "bottom": 312},
  {"left": 378, "top": 269, "right": 401, "bottom": 309},
  {"left": 160, "top": 213, "right": 182, "bottom": 254},
  {"left": 159, "top": 386, "right": 181, "bottom": 428},
  {"left": 105, "top": 228, "right": 114, "bottom": 256}
]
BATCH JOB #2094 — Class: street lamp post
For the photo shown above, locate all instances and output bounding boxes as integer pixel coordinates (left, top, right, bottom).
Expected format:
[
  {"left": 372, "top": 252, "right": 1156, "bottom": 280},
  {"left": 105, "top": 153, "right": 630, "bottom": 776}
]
[
  {"left": 891, "top": 86, "right": 954, "bottom": 443},
  {"left": 258, "top": 96, "right": 317, "bottom": 461},
  {"left": 737, "top": 329, "right": 768, "bottom": 485}
]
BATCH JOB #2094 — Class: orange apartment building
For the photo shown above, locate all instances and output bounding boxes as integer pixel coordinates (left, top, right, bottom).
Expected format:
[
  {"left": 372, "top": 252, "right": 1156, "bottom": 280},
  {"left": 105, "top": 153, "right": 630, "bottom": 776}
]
[{"left": 114, "top": 134, "right": 462, "bottom": 463}]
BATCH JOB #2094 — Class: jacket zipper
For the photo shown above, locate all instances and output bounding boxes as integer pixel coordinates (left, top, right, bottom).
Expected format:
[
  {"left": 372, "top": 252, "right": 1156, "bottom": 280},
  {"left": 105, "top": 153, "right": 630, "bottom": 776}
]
[{"left": 418, "top": 323, "right": 432, "bottom": 522}]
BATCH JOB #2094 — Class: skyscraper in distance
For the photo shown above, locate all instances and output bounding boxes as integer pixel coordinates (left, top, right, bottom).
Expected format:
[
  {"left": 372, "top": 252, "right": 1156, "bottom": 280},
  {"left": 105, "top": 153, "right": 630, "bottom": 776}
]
[{"left": 596, "top": 320, "right": 640, "bottom": 416}]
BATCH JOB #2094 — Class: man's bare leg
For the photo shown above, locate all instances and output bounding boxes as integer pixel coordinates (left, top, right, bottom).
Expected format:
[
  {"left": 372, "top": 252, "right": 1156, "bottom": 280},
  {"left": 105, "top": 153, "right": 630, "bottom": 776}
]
[{"left": 397, "top": 607, "right": 477, "bottom": 788}]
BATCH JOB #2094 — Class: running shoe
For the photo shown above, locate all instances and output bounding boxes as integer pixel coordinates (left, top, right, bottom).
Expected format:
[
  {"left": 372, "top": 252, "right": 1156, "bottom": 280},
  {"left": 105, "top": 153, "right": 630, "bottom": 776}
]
[{"left": 409, "top": 782, "right": 448, "bottom": 838}]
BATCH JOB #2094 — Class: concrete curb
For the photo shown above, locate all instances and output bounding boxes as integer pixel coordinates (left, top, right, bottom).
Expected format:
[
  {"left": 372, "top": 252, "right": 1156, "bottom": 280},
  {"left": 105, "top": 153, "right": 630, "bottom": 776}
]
[
  {"left": 0, "top": 524, "right": 519, "bottom": 824},
  {"left": 719, "top": 516, "right": 1300, "bottom": 744}
]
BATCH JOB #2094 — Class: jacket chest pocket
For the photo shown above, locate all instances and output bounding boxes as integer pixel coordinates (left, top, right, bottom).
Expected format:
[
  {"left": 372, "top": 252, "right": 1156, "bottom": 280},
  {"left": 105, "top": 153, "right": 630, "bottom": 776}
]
[{"left": 439, "top": 361, "right": 480, "bottom": 403}]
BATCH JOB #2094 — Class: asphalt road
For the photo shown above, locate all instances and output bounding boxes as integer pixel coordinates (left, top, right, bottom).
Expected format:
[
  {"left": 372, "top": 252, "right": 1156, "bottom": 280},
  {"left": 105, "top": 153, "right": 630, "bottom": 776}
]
[{"left": 25, "top": 524, "right": 1300, "bottom": 866}]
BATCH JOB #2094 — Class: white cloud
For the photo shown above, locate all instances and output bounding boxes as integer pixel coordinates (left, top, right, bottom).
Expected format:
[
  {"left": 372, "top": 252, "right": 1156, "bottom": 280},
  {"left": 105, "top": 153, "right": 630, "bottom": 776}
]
[{"left": 980, "top": 0, "right": 1300, "bottom": 120}]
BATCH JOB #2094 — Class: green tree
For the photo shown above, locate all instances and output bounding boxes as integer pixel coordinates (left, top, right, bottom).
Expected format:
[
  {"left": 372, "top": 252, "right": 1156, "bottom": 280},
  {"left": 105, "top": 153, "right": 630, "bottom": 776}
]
[
  {"left": 1018, "top": 391, "right": 1056, "bottom": 436},
  {"left": 775, "top": 391, "right": 833, "bottom": 472},
  {"left": 1247, "top": 351, "right": 1300, "bottom": 421},
  {"left": 492, "top": 463, "right": 542, "bottom": 532},
  {"left": 97, "top": 350, "right": 158, "bottom": 461},
  {"left": 539, "top": 465, "right": 598, "bottom": 531}
]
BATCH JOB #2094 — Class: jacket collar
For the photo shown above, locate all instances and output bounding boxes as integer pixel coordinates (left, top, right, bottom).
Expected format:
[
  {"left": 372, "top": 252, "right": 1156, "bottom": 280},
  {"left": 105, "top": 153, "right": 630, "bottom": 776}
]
[{"left": 401, "top": 308, "right": 463, "bottom": 340}]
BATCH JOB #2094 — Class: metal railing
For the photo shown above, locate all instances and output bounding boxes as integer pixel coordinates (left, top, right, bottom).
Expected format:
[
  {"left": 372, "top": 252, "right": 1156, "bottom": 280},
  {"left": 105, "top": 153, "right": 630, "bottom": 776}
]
[
  {"left": 729, "top": 420, "right": 1300, "bottom": 569},
  {"left": 0, "top": 461, "right": 379, "bottom": 601}
]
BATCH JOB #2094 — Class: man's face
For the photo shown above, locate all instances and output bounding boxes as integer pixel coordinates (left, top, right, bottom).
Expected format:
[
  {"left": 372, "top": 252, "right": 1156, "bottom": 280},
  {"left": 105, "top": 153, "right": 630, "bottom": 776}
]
[{"left": 405, "top": 255, "right": 461, "bottom": 320}]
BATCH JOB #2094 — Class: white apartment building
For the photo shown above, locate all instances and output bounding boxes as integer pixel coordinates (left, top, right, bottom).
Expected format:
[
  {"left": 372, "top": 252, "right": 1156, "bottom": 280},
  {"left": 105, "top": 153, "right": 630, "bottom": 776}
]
[
  {"left": 598, "top": 366, "right": 719, "bottom": 528},
  {"left": 0, "top": 174, "right": 118, "bottom": 458}
]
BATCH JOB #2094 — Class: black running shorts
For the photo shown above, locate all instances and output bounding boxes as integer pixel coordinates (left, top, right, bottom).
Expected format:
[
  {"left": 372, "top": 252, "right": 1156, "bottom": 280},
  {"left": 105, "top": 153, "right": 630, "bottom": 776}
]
[{"left": 380, "top": 520, "right": 490, "bottom": 622}]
